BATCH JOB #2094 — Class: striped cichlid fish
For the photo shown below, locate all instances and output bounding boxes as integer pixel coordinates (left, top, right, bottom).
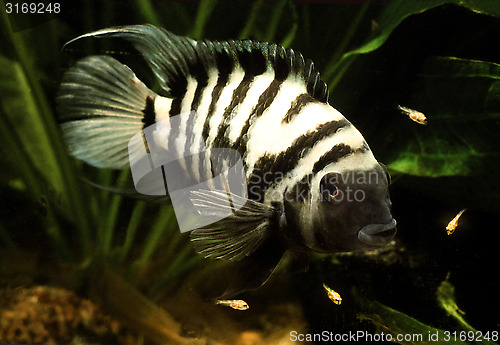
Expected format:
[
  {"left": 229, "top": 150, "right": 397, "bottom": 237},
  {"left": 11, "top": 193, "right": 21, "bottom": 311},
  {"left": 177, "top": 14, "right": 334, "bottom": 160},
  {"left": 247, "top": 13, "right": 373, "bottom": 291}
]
[{"left": 57, "top": 25, "right": 396, "bottom": 298}]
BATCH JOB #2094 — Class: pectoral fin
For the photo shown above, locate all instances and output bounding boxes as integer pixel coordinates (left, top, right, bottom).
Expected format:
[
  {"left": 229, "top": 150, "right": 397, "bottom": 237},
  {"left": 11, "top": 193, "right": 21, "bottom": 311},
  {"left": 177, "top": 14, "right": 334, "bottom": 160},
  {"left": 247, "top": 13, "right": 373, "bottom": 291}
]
[{"left": 189, "top": 189, "right": 279, "bottom": 261}]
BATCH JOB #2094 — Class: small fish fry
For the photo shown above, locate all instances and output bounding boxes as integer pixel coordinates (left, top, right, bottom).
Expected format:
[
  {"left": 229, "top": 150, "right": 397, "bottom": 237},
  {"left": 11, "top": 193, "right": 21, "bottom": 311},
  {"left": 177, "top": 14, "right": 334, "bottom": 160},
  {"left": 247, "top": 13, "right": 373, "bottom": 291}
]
[
  {"left": 215, "top": 299, "right": 249, "bottom": 311},
  {"left": 446, "top": 209, "right": 466, "bottom": 235},
  {"left": 398, "top": 105, "right": 427, "bottom": 125},
  {"left": 323, "top": 283, "right": 342, "bottom": 305}
]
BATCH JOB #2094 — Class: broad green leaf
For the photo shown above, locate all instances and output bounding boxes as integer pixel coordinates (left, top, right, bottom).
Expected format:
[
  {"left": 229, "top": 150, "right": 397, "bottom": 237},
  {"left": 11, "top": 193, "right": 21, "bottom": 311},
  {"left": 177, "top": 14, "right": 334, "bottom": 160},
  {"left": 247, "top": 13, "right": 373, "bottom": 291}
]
[
  {"left": 388, "top": 57, "right": 500, "bottom": 177},
  {"left": 349, "top": 0, "right": 500, "bottom": 57},
  {"left": 359, "top": 278, "right": 498, "bottom": 345},
  {"left": 436, "top": 279, "right": 470, "bottom": 331},
  {"left": 359, "top": 300, "right": 450, "bottom": 345},
  {"left": 0, "top": 9, "right": 93, "bottom": 257},
  {"left": 0, "top": 54, "right": 64, "bottom": 197},
  {"left": 325, "top": 0, "right": 500, "bottom": 87}
]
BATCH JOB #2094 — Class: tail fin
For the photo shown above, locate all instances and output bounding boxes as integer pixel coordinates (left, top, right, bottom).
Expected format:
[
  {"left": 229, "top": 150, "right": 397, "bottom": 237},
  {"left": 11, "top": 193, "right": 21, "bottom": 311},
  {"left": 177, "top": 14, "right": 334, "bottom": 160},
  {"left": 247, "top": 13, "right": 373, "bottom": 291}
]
[{"left": 57, "top": 55, "right": 157, "bottom": 169}]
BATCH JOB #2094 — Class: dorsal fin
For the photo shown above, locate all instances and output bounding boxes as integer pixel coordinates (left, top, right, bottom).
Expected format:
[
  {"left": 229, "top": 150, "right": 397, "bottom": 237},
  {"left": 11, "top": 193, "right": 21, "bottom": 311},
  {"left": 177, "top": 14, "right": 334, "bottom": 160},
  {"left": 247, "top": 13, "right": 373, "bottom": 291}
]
[{"left": 65, "top": 24, "right": 329, "bottom": 103}]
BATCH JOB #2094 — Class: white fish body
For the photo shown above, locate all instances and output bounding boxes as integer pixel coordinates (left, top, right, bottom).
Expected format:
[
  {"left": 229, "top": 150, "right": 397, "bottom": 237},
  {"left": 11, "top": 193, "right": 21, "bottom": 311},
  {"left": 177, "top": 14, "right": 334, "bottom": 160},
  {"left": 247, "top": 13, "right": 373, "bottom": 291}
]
[{"left": 58, "top": 25, "right": 396, "bottom": 298}]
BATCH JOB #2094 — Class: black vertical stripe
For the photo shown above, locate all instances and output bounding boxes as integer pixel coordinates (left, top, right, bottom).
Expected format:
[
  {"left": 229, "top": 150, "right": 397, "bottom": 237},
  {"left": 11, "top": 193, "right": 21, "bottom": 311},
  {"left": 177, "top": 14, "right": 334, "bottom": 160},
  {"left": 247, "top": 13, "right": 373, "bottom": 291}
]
[
  {"left": 312, "top": 144, "right": 368, "bottom": 174},
  {"left": 282, "top": 93, "right": 317, "bottom": 124},
  {"left": 201, "top": 76, "right": 228, "bottom": 142},
  {"left": 272, "top": 44, "right": 291, "bottom": 81},
  {"left": 183, "top": 72, "right": 209, "bottom": 159},
  {"left": 183, "top": 110, "right": 198, "bottom": 157},
  {"left": 169, "top": 97, "right": 183, "bottom": 117},
  {"left": 142, "top": 96, "right": 156, "bottom": 129},
  {"left": 232, "top": 78, "right": 284, "bottom": 163},
  {"left": 228, "top": 43, "right": 292, "bottom": 164},
  {"left": 190, "top": 76, "right": 208, "bottom": 111},
  {"left": 247, "top": 120, "right": 349, "bottom": 196},
  {"left": 211, "top": 75, "right": 254, "bottom": 150},
  {"left": 187, "top": 40, "right": 211, "bottom": 111},
  {"left": 201, "top": 45, "right": 234, "bottom": 142},
  {"left": 236, "top": 41, "right": 268, "bottom": 76},
  {"left": 207, "top": 43, "right": 270, "bottom": 180},
  {"left": 258, "top": 120, "right": 348, "bottom": 174},
  {"left": 207, "top": 41, "right": 269, "bottom": 151}
]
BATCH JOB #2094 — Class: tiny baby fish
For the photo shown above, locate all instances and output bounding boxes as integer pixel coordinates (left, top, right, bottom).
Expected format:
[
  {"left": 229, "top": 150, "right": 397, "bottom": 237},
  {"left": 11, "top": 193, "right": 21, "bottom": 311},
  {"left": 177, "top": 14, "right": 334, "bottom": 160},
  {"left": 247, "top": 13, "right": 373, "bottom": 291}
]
[
  {"left": 446, "top": 209, "right": 466, "bottom": 235},
  {"left": 215, "top": 299, "right": 249, "bottom": 311},
  {"left": 323, "top": 283, "right": 342, "bottom": 305},
  {"left": 398, "top": 105, "right": 427, "bottom": 125}
]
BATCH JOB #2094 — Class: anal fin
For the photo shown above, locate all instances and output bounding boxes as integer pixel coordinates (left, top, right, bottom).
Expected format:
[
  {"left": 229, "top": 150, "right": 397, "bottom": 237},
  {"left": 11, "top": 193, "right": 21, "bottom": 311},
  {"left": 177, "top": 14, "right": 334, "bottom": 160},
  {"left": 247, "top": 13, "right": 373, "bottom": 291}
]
[{"left": 218, "top": 237, "right": 287, "bottom": 299}]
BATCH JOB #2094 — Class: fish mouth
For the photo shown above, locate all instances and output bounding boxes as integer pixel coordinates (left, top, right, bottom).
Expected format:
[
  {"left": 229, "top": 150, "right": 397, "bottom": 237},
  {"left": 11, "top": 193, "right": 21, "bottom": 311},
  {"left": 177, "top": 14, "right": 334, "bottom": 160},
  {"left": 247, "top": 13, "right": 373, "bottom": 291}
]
[{"left": 357, "top": 219, "right": 397, "bottom": 246}]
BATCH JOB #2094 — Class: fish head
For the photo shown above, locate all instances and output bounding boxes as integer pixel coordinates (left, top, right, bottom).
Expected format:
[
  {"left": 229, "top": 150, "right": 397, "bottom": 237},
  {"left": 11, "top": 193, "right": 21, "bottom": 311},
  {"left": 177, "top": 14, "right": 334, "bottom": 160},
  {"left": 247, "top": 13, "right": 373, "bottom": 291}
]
[{"left": 295, "top": 162, "right": 396, "bottom": 253}]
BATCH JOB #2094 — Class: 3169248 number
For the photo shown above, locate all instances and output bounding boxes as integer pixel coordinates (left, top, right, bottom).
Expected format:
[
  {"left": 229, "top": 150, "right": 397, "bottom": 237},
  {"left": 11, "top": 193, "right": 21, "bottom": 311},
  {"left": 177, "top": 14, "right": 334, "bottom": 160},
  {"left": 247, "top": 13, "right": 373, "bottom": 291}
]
[
  {"left": 443, "top": 330, "right": 498, "bottom": 342},
  {"left": 5, "top": 3, "right": 60, "bottom": 14}
]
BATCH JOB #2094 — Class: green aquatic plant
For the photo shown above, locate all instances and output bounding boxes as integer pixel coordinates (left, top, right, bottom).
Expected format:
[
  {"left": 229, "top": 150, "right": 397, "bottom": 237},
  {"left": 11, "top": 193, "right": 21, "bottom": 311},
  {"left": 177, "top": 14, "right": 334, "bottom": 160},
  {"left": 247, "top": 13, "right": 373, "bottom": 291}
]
[
  {"left": 359, "top": 277, "right": 499, "bottom": 345},
  {"left": 0, "top": 0, "right": 203, "bottom": 296},
  {"left": 324, "top": 0, "right": 500, "bottom": 90}
]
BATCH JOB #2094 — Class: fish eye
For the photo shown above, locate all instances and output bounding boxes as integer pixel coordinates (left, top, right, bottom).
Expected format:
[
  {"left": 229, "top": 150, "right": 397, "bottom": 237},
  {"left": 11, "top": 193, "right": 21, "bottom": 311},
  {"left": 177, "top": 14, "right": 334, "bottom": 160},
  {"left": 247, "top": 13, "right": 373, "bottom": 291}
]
[
  {"left": 320, "top": 174, "right": 340, "bottom": 201},
  {"left": 379, "top": 162, "right": 391, "bottom": 184}
]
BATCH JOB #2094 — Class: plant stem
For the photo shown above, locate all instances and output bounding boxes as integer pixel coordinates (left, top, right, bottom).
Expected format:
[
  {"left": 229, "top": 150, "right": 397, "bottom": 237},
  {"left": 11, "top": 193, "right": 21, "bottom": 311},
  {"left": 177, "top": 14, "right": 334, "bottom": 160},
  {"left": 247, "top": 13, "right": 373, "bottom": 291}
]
[
  {"left": 136, "top": 207, "right": 176, "bottom": 266},
  {"left": 265, "top": 0, "right": 288, "bottom": 43},
  {"left": 239, "top": 0, "right": 264, "bottom": 39},
  {"left": 135, "top": 0, "right": 162, "bottom": 26},
  {"left": 119, "top": 201, "right": 146, "bottom": 263},
  {"left": 99, "top": 170, "right": 130, "bottom": 255},
  {"left": 190, "top": 0, "right": 218, "bottom": 39},
  {"left": 322, "top": 0, "right": 372, "bottom": 86}
]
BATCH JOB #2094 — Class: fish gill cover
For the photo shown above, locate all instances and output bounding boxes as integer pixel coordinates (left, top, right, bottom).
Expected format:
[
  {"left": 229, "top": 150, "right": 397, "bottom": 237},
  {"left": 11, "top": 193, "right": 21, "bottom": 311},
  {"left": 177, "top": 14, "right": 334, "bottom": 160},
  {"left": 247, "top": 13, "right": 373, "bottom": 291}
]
[{"left": 1, "top": 0, "right": 500, "bottom": 344}]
